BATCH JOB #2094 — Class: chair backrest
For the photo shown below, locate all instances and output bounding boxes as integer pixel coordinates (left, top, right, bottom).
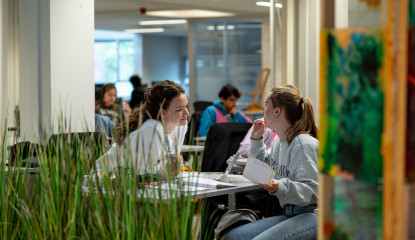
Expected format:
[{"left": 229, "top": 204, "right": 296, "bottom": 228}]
[
  {"left": 202, "top": 122, "right": 252, "bottom": 172},
  {"left": 46, "top": 132, "right": 109, "bottom": 167},
  {"left": 194, "top": 101, "right": 213, "bottom": 112},
  {"left": 9, "top": 141, "right": 43, "bottom": 166},
  {"left": 184, "top": 111, "right": 204, "bottom": 145}
]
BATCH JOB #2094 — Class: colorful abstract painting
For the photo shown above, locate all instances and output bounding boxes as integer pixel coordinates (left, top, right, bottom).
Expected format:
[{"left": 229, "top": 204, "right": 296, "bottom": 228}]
[
  {"left": 320, "top": 28, "right": 385, "bottom": 183},
  {"left": 323, "top": 176, "right": 382, "bottom": 240}
]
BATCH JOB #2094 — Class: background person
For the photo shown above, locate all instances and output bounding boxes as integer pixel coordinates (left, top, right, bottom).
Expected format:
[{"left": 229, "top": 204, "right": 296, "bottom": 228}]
[
  {"left": 129, "top": 74, "right": 147, "bottom": 110},
  {"left": 95, "top": 80, "right": 189, "bottom": 177},
  {"left": 229, "top": 122, "right": 275, "bottom": 160},
  {"left": 226, "top": 85, "right": 319, "bottom": 240},
  {"left": 199, "top": 84, "right": 252, "bottom": 137},
  {"left": 97, "top": 83, "right": 125, "bottom": 126},
  {"left": 95, "top": 87, "right": 114, "bottom": 139}
]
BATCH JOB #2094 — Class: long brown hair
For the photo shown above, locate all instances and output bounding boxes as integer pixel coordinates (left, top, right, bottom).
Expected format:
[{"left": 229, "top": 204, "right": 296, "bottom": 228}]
[
  {"left": 116, "top": 80, "right": 185, "bottom": 145},
  {"left": 269, "top": 85, "right": 318, "bottom": 145}
]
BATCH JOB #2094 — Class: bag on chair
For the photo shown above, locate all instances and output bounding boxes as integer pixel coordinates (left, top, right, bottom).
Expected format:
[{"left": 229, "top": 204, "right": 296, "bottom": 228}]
[{"left": 214, "top": 208, "right": 259, "bottom": 240}]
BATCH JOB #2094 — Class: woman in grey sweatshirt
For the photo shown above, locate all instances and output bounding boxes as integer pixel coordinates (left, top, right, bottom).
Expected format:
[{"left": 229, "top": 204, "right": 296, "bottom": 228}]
[{"left": 226, "top": 85, "right": 319, "bottom": 240}]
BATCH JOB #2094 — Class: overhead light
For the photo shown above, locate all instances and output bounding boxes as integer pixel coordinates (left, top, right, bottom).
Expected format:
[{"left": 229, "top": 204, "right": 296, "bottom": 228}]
[
  {"left": 138, "top": 19, "right": 187, "bottom": 25},
  {"left": 256, "top": 1, "right": 283, "bottom": 8},
  {"left": 146, "top": 9, "right": 235, "bottom": 18},
  {"left": 207, "top": 25, "right": 236, "bottom": 30},
  {"left": 124, "top": 28, "right": 164, "bottom": 33}
]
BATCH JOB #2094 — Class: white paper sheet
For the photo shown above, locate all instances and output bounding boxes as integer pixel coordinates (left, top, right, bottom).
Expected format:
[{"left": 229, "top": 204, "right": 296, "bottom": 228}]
[{"left": 243, "top": 156, "right": 274, "bottom": 185}]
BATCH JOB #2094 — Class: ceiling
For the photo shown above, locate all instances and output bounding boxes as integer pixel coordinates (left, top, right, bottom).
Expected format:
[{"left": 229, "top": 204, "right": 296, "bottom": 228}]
[{"left": 95, "top": 0, "right": 269, "bottom": 36}]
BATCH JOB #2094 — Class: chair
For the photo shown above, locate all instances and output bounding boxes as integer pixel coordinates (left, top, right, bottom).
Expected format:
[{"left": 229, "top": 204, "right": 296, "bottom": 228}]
[
  {"left": 8, "top": 141, "right": 43, "bottom": 167},
  {"left": 46, "top": 132, "right": 110, "bottom": 168},
  {"left": 193, "top": 101, "right": 213, "bottom": 112},
  {"left": 184, "top": 111, "right": 203, "bottom": 145},
  {"left": 201, "top": 122, "right": 252, "bottom": 172}
]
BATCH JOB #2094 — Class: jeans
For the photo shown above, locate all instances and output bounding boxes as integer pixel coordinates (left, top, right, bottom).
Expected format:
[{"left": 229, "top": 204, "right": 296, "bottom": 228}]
[{"left": 225, "top": 205, "right": 317, "bottom": 240}]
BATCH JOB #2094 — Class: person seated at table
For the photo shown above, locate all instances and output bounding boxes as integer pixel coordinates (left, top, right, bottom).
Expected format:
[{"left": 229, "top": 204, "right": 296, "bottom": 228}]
[
  {"left": 94, "top": 80, "right": 189, "bottom": 177},
  {"left": 226, "top": 85, "right": 319, "bottom": 240},
  {"left": 228, "top": 120, "right": 275, "bottom": 160},
  {"left": 95, "top": 87, "right": 114, "bottom": 139},
  {"left": 199, "top": 84, "right": 252, "bottom": 137},
  {"left": 97, "top": 83, "right": 125, "bottom": 126}
]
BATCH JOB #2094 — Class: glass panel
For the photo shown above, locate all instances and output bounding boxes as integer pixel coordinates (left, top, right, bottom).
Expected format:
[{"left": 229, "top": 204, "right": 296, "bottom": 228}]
[
  {"left": 119, "top": 40, "right": 135, "bottom": 81},
  {"left": 194, "top": 20, "right": 262, "bottom": 109},
  {"left": 94, "top": 41, "right": 117, "bottom": 83}
]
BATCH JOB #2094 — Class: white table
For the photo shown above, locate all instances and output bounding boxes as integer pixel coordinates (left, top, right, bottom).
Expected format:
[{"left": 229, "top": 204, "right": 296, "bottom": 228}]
[
  {"left": 4, "top": 166, "right": 40, "bottom": 173},
  {"left": 194, "top": 136, "right": 206, "bottom": 146},
  {"left": 180, "top": 145, "right": 205, "bottom": 153},
  {"left": 241, "top": 110, "right": 263, "bottom": 120},
  {"left": 181, "top": 145, "right": 205, "bottom": 171},
  {"left": 147, "top": 172, "right": 260, "bottom": 210},
  {"left": 226, "top": 158, "right": 248, "bottom": 166},
  {"left": 83, "top": 172, "right": 260, "bottom": 210}
]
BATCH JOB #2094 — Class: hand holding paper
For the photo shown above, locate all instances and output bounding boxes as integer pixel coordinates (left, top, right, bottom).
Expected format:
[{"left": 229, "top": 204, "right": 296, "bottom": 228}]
[
  {"left": 243, "top": 156, "right": 274, "bottom": 185},
  {"left": 259, "top": 179, "right": 279, "bottom": 194}
]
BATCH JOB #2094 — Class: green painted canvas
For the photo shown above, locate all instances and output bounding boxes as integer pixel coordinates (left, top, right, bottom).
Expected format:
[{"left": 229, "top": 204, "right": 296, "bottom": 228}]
[{"left": 320, "top": 28, "right": 385, "bottom": 183}]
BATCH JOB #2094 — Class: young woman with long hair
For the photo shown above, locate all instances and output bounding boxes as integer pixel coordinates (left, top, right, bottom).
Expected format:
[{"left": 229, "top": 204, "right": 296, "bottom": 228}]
[
  {"left": 95, "top": 80, "right": 189, "bottom": 177},
  {"left": 226, "top": 85, "right": 319, "bottom": 240}
]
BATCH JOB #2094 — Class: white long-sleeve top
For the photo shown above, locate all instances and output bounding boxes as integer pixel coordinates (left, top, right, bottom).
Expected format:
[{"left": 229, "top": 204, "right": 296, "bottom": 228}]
[
  {"left": 95, "top": 119, "right": 187, "bottom": 175},
  {"left": 250, "top": 134, "right": 319, "bottom": 207}
]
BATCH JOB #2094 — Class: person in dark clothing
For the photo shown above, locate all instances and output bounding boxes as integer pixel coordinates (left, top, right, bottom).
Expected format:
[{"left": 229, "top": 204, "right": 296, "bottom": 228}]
[{"left": 129, "top": 74, "right": 147, "bottom": 110}]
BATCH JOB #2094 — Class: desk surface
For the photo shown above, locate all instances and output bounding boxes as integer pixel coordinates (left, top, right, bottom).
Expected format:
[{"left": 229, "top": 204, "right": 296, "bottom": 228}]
[
  {"left": 226, "top": 158, "right": 248, "bottom": 166},
  {"left": 181, "top": 145, "right": 205, "bottom": 153},
  {"left": 83, "top": 172, "right": 260, "bottom": 201},
  {"left": 150, "top": 172, "right": 260, "bottom": 200},
  {"left": 4, "top": 166, "right": 40, "bottom": 173},
  {"left": 187, "top": 172, "right": 260, "bottom": 199},
  {"left": 241, "top": 110, "right": 263, "bottom": 115}
]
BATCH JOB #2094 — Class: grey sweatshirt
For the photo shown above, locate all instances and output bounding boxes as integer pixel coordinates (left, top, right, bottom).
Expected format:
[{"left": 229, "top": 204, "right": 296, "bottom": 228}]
[{"left": 250, "top": 134, "right": 319, "bottom": 208}]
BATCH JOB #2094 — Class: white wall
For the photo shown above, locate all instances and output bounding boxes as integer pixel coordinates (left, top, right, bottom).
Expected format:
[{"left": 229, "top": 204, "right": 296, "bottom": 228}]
[
  {"left": 0, "top": 0, "right": 20, "bottom": 146},
  {"left": 19, "top": 0, "right": 95, "bottom": 143},
  {"left": 297, "top": 0, "right": 320, "bottom": 124},
  {"left": 0, "top": 0, "right": 5, "bottom": 135}
]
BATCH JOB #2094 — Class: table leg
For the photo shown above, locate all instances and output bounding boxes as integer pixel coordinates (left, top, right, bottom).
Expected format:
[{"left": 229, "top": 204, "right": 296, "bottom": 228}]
[{"left": 228, "top": 193, "right": 236, "bottom": 210}]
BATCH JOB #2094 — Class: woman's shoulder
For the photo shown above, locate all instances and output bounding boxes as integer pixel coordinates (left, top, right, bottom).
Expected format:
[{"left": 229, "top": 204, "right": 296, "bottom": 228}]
[
  {"left": 174, "top": 124, "right": 188, "bottom": 136},
  {"left": 292, "top": 134, "right": 319, "bottom": 148},
  {"left": 139, "top": 119, "right": 163, "bottom": 132}
]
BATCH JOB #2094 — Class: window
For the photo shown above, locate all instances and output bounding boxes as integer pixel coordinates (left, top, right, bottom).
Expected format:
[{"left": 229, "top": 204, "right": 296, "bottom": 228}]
[
  {"left": 194, "top": 20, "right": 262, "bottom": 107},
  {"left": 94, "top": 30, "right": 137, "bottom": 100},
  {"left": 94, "top": 40, "right": 135, "bottom": 83}
]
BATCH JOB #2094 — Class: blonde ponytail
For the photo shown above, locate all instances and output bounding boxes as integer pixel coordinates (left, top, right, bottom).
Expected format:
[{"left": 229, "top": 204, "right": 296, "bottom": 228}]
[{"left": 269, "top": 85, "right": 318, "bottom": 145}]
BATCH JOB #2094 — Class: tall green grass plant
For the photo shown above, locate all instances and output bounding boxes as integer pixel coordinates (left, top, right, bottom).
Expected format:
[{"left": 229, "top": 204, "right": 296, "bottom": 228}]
[{"left": 0, "top": 122, "right": 211, "bottom": 239}]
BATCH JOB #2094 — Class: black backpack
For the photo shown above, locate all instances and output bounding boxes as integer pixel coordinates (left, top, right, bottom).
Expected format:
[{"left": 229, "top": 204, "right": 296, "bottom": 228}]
[{"left": 214, "top": 209, "right": 259, "bottom": 240}]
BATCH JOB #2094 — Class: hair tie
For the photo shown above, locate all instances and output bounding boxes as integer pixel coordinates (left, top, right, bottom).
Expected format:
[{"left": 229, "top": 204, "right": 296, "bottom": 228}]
[
  {"left": 297, "top": 97, "right": 304, "bottom": 120},
  {"left": 144, "top": 88, "right": 152, "bottom": 104}
]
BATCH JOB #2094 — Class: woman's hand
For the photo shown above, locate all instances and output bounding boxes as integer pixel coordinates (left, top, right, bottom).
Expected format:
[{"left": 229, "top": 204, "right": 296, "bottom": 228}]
[
  {"left": 251, "top": 118, "right": 266, "bottom": 140},
  {"left": 259, "top": 179, "right": 279, "bottom": 194},
  {"left": 167, "top": 154, "right": 180, "bottom": 177},
  {"left": 230, "top": 106, "right": 238, "bottom": 115}
]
